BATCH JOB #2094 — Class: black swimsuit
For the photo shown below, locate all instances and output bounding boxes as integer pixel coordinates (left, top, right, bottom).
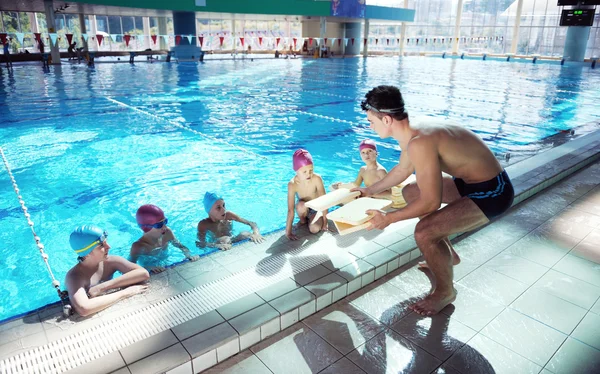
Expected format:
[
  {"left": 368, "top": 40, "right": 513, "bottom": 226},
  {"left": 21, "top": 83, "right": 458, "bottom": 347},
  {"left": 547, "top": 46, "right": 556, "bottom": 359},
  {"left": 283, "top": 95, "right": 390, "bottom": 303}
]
[{"left": 453, "top": 170, "right": 514, "bottom": 219}]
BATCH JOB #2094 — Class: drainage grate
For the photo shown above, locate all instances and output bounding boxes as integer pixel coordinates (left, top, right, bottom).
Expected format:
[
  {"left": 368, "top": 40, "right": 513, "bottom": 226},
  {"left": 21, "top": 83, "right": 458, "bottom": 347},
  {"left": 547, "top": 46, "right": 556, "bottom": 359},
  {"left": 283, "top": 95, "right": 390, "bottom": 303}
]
[{"left": 0, "top": 231, "right": 363, "bottom": 374}]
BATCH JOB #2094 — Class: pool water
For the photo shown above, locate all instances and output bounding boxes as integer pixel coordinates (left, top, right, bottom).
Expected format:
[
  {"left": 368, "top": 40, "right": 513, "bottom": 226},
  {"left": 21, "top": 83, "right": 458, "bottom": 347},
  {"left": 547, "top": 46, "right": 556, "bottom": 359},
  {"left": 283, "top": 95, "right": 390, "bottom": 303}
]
[{"left": 0, "top": 57, "right": 599, "bottom": 322}]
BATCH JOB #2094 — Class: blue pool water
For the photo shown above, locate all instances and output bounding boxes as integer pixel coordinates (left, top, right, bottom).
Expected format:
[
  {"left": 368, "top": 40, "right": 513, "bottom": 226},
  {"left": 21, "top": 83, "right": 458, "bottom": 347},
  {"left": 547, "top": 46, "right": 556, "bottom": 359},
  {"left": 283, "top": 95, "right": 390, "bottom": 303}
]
[{"left": 0, "top": 57, "right": 599, "bottom": 321}]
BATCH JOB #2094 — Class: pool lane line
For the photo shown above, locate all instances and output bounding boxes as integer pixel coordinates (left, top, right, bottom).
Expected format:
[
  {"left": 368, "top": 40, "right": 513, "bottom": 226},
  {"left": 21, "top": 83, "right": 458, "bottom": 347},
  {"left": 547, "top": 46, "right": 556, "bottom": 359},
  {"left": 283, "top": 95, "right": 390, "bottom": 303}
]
[
  {"left": 102, "top": 96, "right": 268, "bottom": 160},
  {"left": 0, "top": 147, "right": 70, "bottom": 311}
]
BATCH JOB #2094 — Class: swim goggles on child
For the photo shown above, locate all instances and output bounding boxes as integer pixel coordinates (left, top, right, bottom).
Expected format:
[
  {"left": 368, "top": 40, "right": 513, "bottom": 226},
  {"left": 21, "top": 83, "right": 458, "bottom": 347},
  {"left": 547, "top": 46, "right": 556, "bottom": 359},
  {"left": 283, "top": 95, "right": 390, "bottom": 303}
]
[
  {"left": 360, "top": 100, "right": 405, "bottom": 114},
  {"left": 139, "top": 218, "right": 169, "bottom": 230}
]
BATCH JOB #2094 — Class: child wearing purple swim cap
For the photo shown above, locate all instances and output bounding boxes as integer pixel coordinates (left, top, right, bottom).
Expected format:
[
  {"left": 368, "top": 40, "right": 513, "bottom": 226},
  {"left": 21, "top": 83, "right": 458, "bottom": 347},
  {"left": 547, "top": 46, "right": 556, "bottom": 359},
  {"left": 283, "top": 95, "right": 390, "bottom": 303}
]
[
  {"left": 286, "top": 149, "right": 330, "bottom": 241},
  {"left": 332, "top": 139, "right": 390, "bottom": 197},
  {"left": 196, "top": 192, "right": 265, "bottom": 251}
]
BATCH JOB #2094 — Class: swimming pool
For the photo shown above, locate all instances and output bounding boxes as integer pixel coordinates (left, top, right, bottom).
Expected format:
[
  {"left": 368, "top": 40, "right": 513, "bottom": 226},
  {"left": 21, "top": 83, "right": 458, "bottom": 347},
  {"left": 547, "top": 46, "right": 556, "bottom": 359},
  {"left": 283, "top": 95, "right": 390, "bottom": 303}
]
[{"left": 0, "top": 57, "right": 599, "bottom": 322}]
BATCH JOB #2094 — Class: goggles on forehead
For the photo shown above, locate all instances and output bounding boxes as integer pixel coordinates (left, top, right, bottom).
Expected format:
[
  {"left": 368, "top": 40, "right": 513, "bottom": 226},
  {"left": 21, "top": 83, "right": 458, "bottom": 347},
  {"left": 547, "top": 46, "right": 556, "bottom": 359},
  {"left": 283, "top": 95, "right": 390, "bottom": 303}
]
[
  {"left": 138, "top": 218, "right": 169, "bottom": 230},
  {"left": 360, "top": 100, "right": 405, "bottom": 114}
]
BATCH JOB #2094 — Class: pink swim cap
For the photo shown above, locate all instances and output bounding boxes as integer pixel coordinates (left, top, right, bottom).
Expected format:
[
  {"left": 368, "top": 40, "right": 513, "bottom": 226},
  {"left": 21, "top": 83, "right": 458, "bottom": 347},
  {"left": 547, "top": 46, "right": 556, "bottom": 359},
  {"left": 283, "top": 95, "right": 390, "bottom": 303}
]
[
  {"left": 293, "top": 149, "right": 313, "bottom": 171},
  {"left": 136, "top": 204, "right": 165, "bottom": 232},
  {"left": 359, "top": 139, "right": 377, "bottom": 152}
]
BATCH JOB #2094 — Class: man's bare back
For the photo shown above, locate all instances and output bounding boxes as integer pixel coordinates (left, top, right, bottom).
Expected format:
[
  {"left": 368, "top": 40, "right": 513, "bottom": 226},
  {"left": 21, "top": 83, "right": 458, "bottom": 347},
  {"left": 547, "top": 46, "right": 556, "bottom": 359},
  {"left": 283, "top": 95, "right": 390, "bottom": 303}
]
[{"left": 405, "top": 120, "right": 503, "bottom": 183}]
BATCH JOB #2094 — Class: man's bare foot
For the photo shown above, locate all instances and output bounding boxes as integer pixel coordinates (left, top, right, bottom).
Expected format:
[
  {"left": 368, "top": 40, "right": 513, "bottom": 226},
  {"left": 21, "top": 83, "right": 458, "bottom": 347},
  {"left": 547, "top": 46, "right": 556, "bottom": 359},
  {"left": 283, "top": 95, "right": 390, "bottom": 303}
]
[
  {"left": 419, "top": 250, "right": 461, "bottom": 269},
  {"left": 410, "top": 287, "right": 457, "bottom": 316}
]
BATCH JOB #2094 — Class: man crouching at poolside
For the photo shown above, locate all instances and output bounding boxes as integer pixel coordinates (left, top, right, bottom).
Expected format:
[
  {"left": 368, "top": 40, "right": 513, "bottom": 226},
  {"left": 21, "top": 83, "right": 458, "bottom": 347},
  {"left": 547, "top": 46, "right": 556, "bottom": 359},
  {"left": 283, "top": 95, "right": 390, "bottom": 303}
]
[
  {"left": 66, "top": 225, "right": 150, "bottom": 317},
  {"left": 354, "top": 85, "right": 514, "bottom": 316}
]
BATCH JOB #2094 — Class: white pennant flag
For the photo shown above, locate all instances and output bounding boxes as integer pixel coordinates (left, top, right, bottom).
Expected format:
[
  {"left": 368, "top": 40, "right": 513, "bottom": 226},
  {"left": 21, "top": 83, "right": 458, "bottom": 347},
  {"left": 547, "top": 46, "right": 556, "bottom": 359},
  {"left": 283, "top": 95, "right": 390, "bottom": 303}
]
[
  {"left": 49, "top": 33, "right": 58, "bottom": 46},
  {"left": 161, "top": 35, "right": 169, "bottom": 44},
  {"left": 344, "top": 38, "right": 349, "bottom": 46},
  {"left": 185, "top": 35, "right": 192, "bottom": 44},
  {"left": 110, "top": 34, "right": 119, "bottom": 42},
  {"left": 330, "top": 38, "right": 336, "bottom": 46},
  {"left": 15, "top": 32, "right": 24, "bottom": 45},
  {"left": 137, "top": 34, "right": 144, "bottom": 44},
  {"left": 82, "top": 33, "right": 89, "bottom": 41}
]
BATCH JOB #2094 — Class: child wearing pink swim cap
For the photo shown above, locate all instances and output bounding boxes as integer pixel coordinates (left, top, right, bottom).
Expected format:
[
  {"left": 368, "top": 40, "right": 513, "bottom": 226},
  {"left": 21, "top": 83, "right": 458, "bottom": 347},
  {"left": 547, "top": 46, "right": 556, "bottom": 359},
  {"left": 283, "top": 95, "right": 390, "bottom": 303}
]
[
  {"left": 286, "top": 149, "right": 330, "bottom": 241},
  {"left": 130, "top": 204, "right": 199, "bottom": 273},
  {"left": 332, "top": 139, "right": 390, "bottom": 197}
]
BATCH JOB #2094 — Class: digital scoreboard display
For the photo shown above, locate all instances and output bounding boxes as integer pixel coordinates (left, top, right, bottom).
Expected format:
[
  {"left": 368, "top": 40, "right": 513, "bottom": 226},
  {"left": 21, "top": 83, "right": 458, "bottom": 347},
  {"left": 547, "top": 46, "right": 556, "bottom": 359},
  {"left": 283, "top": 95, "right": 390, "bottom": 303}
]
[
  {"left": 560, "top": 8, "right": 596, "bottom": 26},
  {"left": 558, "top": 0, "right": 600, "bottom": 5}
]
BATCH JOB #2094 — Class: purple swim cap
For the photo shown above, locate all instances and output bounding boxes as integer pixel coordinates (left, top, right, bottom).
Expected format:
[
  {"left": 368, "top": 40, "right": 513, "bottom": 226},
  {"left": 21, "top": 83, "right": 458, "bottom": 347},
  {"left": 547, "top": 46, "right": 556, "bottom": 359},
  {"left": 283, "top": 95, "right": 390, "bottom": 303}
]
[
  {"left": 359, "top": 139, "right": 377, "bottom": 152},
  {"left": 136, "top": 204, "right": 165, "bottom": 233},
  {"left": 293, "top": 149, "right": 313, "bottom": 171}
]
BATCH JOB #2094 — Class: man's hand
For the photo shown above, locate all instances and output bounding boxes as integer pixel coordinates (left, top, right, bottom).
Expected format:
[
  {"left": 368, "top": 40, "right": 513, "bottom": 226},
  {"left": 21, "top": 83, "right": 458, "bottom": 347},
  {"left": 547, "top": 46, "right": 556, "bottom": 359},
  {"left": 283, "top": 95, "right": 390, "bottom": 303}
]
[
  {"left": 331, "top": 182, "right": 341, "bottom": 190},
  {"left": 351, "top": 186, "right": 371, "bottom": 197},
  {"left": 286, "top": 231, "right": 299, "bottom": 241},
  {"left": 366, "top": 209, "right": 390, "bottom": 230},
  {"left": 216, "top": 243, "right": 232, "bottom": 251}
]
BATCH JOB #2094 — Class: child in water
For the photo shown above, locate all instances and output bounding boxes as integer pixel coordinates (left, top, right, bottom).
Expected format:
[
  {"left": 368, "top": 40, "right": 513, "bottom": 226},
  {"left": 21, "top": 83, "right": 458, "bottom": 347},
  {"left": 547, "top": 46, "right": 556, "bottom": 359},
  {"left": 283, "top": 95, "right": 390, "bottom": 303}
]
[
  {"left": 285, "top": 149, "right": 329, "bottom": 241},
  {"left": 130, "top": 204, "right": 199, "bottom": 273},
  {"left": 332, "top": 139, "right": 390, "bottom": 197},
  {"left": 197, "top": 192, "right": 265, "bottom": 251}
]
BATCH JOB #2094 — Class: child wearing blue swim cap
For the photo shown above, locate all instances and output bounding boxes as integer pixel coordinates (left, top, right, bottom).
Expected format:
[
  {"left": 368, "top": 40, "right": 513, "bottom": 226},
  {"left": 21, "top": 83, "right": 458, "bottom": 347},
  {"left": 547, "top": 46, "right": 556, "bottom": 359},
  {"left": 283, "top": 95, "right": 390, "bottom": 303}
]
[
  {"left": 65, "top": 225, "right": 150, "bottom": 317},
  {"left": 196, "top": 192, "right": 264, "bottom": 250}
]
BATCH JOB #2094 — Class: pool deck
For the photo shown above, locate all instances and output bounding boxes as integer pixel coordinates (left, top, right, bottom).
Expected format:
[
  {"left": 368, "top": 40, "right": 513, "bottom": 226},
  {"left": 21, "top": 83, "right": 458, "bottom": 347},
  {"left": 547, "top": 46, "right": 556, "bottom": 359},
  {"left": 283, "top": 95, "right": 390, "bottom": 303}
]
[{"left": 1, "top": 129, "right": 599, "bottom": 374}]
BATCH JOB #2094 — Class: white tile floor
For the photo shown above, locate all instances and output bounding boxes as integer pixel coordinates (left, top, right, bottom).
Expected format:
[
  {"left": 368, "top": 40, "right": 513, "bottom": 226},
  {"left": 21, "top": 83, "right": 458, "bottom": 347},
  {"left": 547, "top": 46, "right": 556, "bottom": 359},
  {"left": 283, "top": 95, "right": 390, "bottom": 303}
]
[{"left": 208, "top": 161, "right": 600, "bottom": 373}]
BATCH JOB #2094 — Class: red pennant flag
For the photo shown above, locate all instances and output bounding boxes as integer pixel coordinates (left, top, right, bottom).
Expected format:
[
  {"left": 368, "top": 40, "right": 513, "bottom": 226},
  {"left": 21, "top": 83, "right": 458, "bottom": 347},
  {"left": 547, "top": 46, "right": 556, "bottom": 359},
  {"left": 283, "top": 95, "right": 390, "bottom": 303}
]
[
  {"left": 0, "top": 33, "right": 7, "bottom": 45},
  {"left": 175, "top": 35, "right": 182, "bottom": 45},
  {"left": 337, "top": 39, "right": 342, "bottom": 47},
  {"left": 258, "top": 37, "right": 263, "bottom": 45},
  {"left": 34, "top": 33, "right": 41, "bottom": 44},
  {"left": 387, "top": 39, "right": 390, "bottom": 45},
  {"left": 198, "top": 36, "right": 204, "bottom": 46},
  {"left": 293, "top": 37, "right": 297, "bottom": 48},
  {"left": 324, "top": 38, "right": 328, "bottom": 45},
  {"left": 151, "top": 35, "right": 157, "bottom": 45},
  {"left": 351, "top": 38, "right": 355, "bottom": 46},
  {"left": 397, "top": 38, "right": 400, "bottom": 44},
  {"left": 363, "top": 38, "right": 367, "bottom": 46},
  {"left": 96, "top": 34, "right": 104, "bottom": 46},
  {"left": 309, "top": 38, "right": 313, "bottom": 46},
  {"left": 124, "top": 34, "right": 131, "bottom": 47},
  {"left": 425, "top": 38, "right": 428, "bottom": 44},
  {"left": 375, "top": 39, "right": 378, "bottom": 45},
  {"left": 66, "top": 33, "right": 73, "bottom": 45},
  {"left": 433, "top": 38, "right": 437, "bottom": 43},
  {"left": 276, "top": 37, "right": 280, "bottom": 47},
  {"left": 240, "top": 37, "right": 244, "bottom": 47},
  {"left": 416, "top": 39, "right": 419, "bottom": 45},
  {"left": 407, "top": 38, "right": 410, "bottom": 44},
  {"left": 219, "top": 36, "right": 224, "bottom": 47},
  {"left": 441, "top": 38, "right": 445, "bottom": 43}
]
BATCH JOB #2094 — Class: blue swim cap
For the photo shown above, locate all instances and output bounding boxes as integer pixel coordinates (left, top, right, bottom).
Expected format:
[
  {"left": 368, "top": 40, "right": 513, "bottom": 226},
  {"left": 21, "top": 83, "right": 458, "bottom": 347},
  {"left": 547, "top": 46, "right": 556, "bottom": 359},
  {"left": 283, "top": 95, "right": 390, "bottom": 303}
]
[
  {"left": 70, "top": 225, "right": 108, "bottom": 257},
  {"left": 203, "top": 192, "right": 223, "bottom": 214}
]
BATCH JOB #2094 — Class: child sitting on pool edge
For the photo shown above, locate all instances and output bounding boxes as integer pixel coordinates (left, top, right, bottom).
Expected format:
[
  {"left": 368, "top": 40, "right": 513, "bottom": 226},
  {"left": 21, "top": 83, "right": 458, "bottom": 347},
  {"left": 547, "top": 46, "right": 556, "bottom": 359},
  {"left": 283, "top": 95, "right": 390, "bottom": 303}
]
[
  {"left": 332, "top": 139, "right": 390, "bottom": 198},
  {"left": 130, "top": 204, "right": 199, "bottom": 273},
  {"left": 197, "top": 192, "right": 265, "bottom": 251},
  {"left": 285, "top": 149, "right": 329, "bottom": 241}
]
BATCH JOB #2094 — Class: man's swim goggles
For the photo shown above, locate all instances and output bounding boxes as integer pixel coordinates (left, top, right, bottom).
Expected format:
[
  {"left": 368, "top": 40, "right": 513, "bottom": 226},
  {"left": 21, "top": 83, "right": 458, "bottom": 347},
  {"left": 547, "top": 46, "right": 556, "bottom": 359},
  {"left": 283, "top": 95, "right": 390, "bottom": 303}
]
[
  {"left": 138, "top": 218, "right": 169, "bottom": 230},
  {"left": 360, "top": 100, "right": 405, "bottom": 114}
]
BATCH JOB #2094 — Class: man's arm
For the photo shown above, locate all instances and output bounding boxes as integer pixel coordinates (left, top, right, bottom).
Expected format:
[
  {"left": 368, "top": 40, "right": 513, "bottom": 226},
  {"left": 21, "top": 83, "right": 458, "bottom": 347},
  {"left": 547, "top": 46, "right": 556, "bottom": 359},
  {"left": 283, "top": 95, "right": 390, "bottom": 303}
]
[
  {"left": 371, "top": 137, "right": 442, "bottom": 227},
  {"left": 170, "top": 234, "right": 198, "bottom": 261},
  {"left": 228, "top": 212, "right": 259, "bottom": 234},
  {"left": 315, "top": 175, "right": 329, "bottom": 229},
  {"left": 352, "top": 169, "right": 364, "bottom": 188},
  {"left": 360, "top": 152, "right": 414, "bottom": 195}
]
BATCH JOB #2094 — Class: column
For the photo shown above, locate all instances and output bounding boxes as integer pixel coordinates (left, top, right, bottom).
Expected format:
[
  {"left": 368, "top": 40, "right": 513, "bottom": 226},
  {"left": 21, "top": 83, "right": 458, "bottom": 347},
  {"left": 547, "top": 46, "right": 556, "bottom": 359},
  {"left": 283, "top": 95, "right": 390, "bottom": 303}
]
[
  {"left": 87, "top": 15, "right": 97, "bottom": 51},
  {"left": 43, "top": 0, "right": 61, "bottom": 64},
  {"left": 344, "top": 22, "right": 362, "bottom": 55},
  {"left": 158, "top": 17, "right": 168, "bottom": 50},
  {"left": 510, "top": 0, "right": 524, "bottom": 55},
  {"left": 143, "top": 16, "right": 151, "bottom": 50},
  {"left": 399, "top": 0, "right": 408, "bottom": 55},
  {"left": 232, "top": 18, "right": 236, "bottom": 53},
  {"left": 563, "top": 26, "right": 591, "bottom": 62},
  {"left": 172, "top": 11, "right": 201, "bottom": 59},
  {"left": 363, "top": 19, "right": 369, "bottom": 57},
  {"left": 28, "top": 13, "right": 40, "bottom": 52},
  {"left": 78, "top": 13, "right": 88, "bottom": 52},
  {"left": 451, "top": 0, "right": 464, "bottom": 54}
]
